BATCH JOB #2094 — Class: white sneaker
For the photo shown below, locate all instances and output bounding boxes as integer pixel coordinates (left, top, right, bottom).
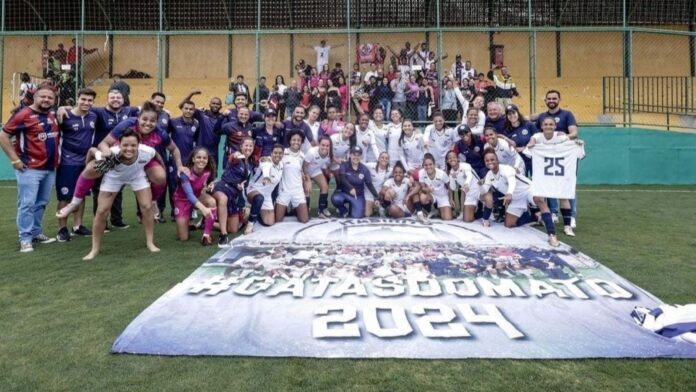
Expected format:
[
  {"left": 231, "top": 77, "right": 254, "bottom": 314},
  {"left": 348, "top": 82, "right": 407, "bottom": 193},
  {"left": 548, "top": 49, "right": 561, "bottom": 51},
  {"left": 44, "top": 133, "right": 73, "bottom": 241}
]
[
  {"left": 481, "top": 218, "right": 491, "bottom": 227},
  {"left": 456, "top": 212, "right": 463, "bottom": 220},
  {"left": 416, "top": 211, "right": 430, "bottom": 224},
  {"left": 570, "top": 217, "right": 577, "bottom": 229},
  {"left": 564, "top": 225, "right": 576, "bottom": 237},
  {"left": 548, "top": 234, "right": 560, "bottom": 247},
  {"left": 56, "top": 202, "right": 80, "bottom": 219},
  {"left": 244, "top": 221, "right": 255, "bottom": 235},
  {"left": 552, "top": 214, "right": 559, "bottom": 224},
  {"left": 317, "top": 209, "right": 332, "bottom": 219},
  {"left": 378, "top": 207, "right": 386, "bottom": 218},
  {"left": 191, "top": 210, "right": 198, "bottom": 220},
  {"left": 20, "top": 241, "right": 34, "bottom": 253}
]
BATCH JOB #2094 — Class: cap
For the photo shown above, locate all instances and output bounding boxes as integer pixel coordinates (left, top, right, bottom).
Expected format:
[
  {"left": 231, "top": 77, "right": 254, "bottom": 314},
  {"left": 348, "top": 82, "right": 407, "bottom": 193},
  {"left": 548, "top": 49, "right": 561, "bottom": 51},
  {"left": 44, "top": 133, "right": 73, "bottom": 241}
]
[
  {"left": 349, "top": 145, "right": 363, "bottom": 155},
  {"left": 264, "top": 109, "right": 277, "bottom": 117},
  {"left": 457, "top": 124, "right": 472, "bottom": 135},
  {"left": 505, "top": 104, "right": 519, "bottom": 113}
]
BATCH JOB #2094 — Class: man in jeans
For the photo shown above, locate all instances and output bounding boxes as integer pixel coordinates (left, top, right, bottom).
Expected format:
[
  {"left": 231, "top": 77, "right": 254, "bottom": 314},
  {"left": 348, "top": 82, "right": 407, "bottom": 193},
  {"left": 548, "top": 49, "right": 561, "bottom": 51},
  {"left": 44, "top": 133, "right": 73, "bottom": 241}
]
[
  {"left": 0, "top": 85, "right": 60, "bottom": 252},
  {"left": 390, "top": 71, "right": 406, "bottom": 113}
]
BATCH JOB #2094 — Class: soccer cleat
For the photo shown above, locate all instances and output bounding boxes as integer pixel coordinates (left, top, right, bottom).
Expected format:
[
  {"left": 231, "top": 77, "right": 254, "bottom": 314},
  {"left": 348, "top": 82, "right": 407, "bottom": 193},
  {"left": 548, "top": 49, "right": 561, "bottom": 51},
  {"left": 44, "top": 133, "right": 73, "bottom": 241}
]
[
  {"left": 481, "top": 219, "right": 491, "bottom": 227},
  {"left": 244, "top": 222, "right": 255, "bottom": 235},
  {"left": 317, "top": 209, "right": 332, "bottom": 219},
  {"left": 570, "top": 217, "right": 577, "bottom": 229},
  {"left": 548, "top": 234, "right": 560, "bottom": 247},
  {"left": 416, "top": 211, "right": 431, "bottom": 225},
  {"left": 564, "top": 225, "right": 576, "bottom": 237},
  {"left": 217, "top": 234, "right": 230, "bottom": 248},
  {"left": 20, "top": 241, "right": 34, "bottom": 253},
  {"left": 201, "top": 234, "right": 213, "bottom": 246},
  {"left": 56, "top": 202, "right": 79, "bottom": 219},
  {"left": 71, "top": 225, "right": 92, "bottom": 236},
  {"left": 191, "top": 210, "right": 199, "bottom": 220},
  {"left": 552, "top": 214, "right": 559, "bottom": 224},
  {"left": 56, "top": 227, "right": 71, "bottom": 242},
  {"left": 111, "top": 221, "right": 130, "bottom": 230},
  {"left": 32, "top": 233, "right": 56, "bottom": 244}
]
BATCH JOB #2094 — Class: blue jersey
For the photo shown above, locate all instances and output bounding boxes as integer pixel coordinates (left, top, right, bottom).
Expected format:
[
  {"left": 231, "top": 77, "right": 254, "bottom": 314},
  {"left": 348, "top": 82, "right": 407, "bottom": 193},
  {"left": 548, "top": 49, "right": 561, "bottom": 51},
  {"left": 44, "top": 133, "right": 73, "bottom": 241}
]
[
  {"left": 282, "top": 119, "right": 314, "bottom": 147},
  {"left": 485, "top": 116, "right": 506, "bottom": 134},
  {"left": 504, "top": 121, "right": 538, "bottom": 169},
  {"left": 110, "top": 117, "right": 172, "bottom": 150},
  {"left": 453, "top": 138, "right": 487, "bottom": 178},
  {"left": 193, "top": 109, "right": 224, "bottom": 158},
  {"left": 252, "top": 125, "right": 284, "bottom": 157},
  {"left": 59, "top": 110, "right": 97, "bottom": 166},
  {"left": 221, "top": 156, "right": 252, "bottom": 186},
  {"left": 536, "top": 109, "right": 577, "bottom": 134},
  {"left": 91, "top": 106, "right": 136, "bottom": 146},
  {"left": 168, "top": 116, "right": 198, "bottom": 163},
  {"left": 220, "top": 120, "right": 253, "bottom": 154},
  {"left": 338, "top": 161, "right": 373, "bottom": 197}
]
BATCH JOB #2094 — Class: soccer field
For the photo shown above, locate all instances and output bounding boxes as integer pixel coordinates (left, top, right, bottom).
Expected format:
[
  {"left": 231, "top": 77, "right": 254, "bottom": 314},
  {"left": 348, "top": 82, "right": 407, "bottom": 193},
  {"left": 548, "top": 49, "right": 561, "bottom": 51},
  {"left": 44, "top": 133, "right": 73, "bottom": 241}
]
[{"left": 0, "top": 182, "right": 695, "bottom": 391}]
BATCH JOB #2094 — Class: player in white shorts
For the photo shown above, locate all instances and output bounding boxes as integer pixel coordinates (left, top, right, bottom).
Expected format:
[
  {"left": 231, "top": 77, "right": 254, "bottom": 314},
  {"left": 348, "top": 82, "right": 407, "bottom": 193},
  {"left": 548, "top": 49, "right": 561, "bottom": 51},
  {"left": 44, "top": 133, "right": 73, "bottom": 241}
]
[
  {"left": 364, "top": 151, "right": 391, "bottom": 216},
  {"left": 303, "top": 135, "right": 333, "bottom": 218},
  {"left": 397, "top": 119, "right": 425, "bottom": 179},
  {"left": 483, "top": 126, "right": 526, "bottom": 174},
  {"left": 381, "top": 161, "right": 419, "bottom": 218},
  {"left": 446, "top": 150, "right": 480, "bottom": 222},
  {"left": 423, "top": 112, "right": 457, "bottom": 169},
  {"left": 275, "top": 129, "right": 309, "bottom": 223},
  {"left": 369, "top": 107, "right": 389, "bottom": 154},
  {"left": 83, "top": 128, "right": 160, "bottom": 260},
  {"left": 417, "top": 153, "right": 453, "bottom": 223},
  {"left": 355, "top": 114, "right": 381, "bottom": 163},
  {"left": 480, "top": 147, "right": 536, "bottom": 228},
  {"left": 246, "top": 144, "right": 284, "bottom": 232},
  {"left": 386, "top": 109, "right": 403, "bottom": 167},
  {"left": 329, "top": 123, "right": 355, "bottom": 172},
  {"left": 302, "top": 105, "right": 321, "bottom": 153}
]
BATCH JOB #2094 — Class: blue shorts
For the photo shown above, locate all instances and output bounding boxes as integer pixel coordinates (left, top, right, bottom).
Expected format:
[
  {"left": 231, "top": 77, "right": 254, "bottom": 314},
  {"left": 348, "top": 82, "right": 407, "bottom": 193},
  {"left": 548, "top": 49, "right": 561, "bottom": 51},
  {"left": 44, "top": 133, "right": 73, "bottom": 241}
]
[
  {"left": 56, "top": 164, "right": 85, "bottom": 201},
  {"left": 213, "top": 181, "right": 242, "bottom": 214}
]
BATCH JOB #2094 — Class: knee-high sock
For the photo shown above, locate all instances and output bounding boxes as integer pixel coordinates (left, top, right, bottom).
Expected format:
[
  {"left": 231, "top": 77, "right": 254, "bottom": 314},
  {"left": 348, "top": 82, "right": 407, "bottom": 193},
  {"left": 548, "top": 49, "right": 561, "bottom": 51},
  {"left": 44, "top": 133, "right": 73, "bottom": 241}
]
[
  {"left": 151, "top": 183, "right": 167, "bottom": 201},
  {"left": 516, "top": 211, "right": 533, "bottom": 226},
  {"left": 561, "top": 208, "right": 572, "bottom": 226},
  {"left": 541, "top": 212, "right": 556, "bottom": 235},
  {"left": 73, "top": 176, "right": 96, "bottom": 201},
  {"left": 318, "top": 193, "right": 328, "bottom": 211},
  {"left": 423, "top": 203, "right": 432, "bottom": 213},
  {"left": 250, "top": 194, "right": 264, "bottom": 223},
  {"left": 482, "top": 206, "right": 493, "bottom": 220},
  {"left": 203, "top": 208, "right": 218, "bottom": 236}
]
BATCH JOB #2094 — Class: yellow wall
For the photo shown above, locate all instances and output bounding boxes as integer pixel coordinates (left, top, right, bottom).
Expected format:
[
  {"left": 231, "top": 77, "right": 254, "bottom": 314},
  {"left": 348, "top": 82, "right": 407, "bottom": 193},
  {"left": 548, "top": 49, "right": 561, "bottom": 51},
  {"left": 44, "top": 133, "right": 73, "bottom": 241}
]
[
  {"left": 168, "top": 35, "right": 228, "bottom": 78},
  {"left": 113, "top": 35, "right": 158, "bottom": 77}
]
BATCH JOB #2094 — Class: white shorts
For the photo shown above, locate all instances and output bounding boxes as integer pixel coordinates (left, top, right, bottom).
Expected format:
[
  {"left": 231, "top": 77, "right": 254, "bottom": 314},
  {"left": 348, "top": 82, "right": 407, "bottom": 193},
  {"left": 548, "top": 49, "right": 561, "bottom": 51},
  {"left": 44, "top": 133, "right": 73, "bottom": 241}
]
[
  {"left": 506, "top": 191, "right": 536, "bottom": 218},
  {"left": 276, "top": 188, "right": 306, "bottom": 208},
  {"left": 307, "top": 167, "right": 325, "bottom": 179},
  {"left": 101, "top": 171, "right": 150, "bottom": 193},
  {"left": 461, "top": 183, "right": 481, "bottom": 207},
  {"left": 432, "top": 192, "right": 451, "bottom": 209}
]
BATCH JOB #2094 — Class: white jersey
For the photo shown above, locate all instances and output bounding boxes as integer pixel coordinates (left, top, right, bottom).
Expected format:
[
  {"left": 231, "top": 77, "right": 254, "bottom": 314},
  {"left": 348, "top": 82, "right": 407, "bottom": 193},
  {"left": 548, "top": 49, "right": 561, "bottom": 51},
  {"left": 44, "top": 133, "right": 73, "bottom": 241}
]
[
  {"left": 481, "top": 164, "right": 531, "bottom": 196},
  {"left": 524, "top": 141, "right": 585, "bottom": 199},
  {"left": 418, "top": 168, "right": 450, "bottom": 199},
  {"left": 369, "top": 121, "right": 389, "bottom": 154},
  {"left": 104, "top": 145, "right": 156, "bottom": 183},
  {"left": 530, "top": 131, "right": 569, "bottom": 145},
  {"left": 355, "top": 126, "right": 380, "bottom": 163},
  {"left": 634, "top": 304, "right": 696, "bottom": 345},
  {"left": 330, "top": 133, "right": 352, "bottom": 162},
  {"left": 302, "top": 120, "right": 321, "bottom": 153},
  {"left": 383, "top": 177, "right": 412, "bottom": 205},
  {"left": 398, "top": 132, "right": 425, "bottom": 171},
  {"left": 314, "top": 45, "right": 331, "bottom": 70},
  {"left": 448, "top": 162, "right": 479, "bottom": 191},
  {"left": 423, "top": 125, "right": 458, "bottom": 169},
  {"left": 386, "top": 122, "right": 403, "bottom": 165},
  {"left": 303, "top": 146, "right": 331, "bottom": 177},
  {"left": 365, "top": 162, "right": 391, "bottom": 193},
  {"left": 279, "top": 149, "right": 305, "bottom": 193},
  {"left": 248, "top": 160, "right": 283, "bottom": 195},
  {"left": 485, "top": 138, "right": 525, "bottom": 174}
]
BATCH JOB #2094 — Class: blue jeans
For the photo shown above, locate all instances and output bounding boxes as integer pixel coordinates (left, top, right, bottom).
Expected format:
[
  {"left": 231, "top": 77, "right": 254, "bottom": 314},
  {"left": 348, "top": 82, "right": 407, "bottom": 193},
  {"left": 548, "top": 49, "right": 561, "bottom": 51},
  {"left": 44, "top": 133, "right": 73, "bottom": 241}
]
[
  {"left": 417, "top": 105, "right": 428, "bottom": 122},
  {"left": 548, "top": 198, "right": 577, "bottom": 217},
  {"left": 380, "top": 99, "right": 391, "bottom": 116},
  {"left": 331, "top": 191, "right": 366, "bottom": 218},
  {"left": 15, "top": 169, "right": 55, "bottom": 243},
  {"left": 286, "top": 105, "right": 296, "bottom": 119}
]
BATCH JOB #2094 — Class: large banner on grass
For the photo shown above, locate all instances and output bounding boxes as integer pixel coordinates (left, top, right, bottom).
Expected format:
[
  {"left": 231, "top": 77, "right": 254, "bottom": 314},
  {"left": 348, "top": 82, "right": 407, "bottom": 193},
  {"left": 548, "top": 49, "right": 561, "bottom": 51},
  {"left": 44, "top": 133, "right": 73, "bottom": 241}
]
[{"left": 112, "top": 219, "right": 696, "bottom": 358}]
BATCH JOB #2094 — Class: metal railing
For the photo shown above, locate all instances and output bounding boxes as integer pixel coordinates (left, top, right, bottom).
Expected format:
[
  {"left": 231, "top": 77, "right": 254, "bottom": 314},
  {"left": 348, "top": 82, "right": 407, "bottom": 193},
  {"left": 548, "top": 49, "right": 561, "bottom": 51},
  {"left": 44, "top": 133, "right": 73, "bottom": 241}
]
[{"left": 603, "top": 76, "right": 695, "bottom": 115}]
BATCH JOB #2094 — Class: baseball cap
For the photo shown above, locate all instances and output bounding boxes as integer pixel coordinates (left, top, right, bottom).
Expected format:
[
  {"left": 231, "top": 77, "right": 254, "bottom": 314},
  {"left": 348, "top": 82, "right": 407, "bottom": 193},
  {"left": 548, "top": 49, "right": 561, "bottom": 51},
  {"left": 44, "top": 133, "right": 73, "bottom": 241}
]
[
  {"left": 264, "top": 109, "right": 277, "bottom": 117},
  {"left": 457, "top": 124, "right": 472, "bottom": 135},
  {"left": 505, "top": 104, "right": 519, "bottom": 113},
  {"left": 349, "top": 145, "right": 363, "bottom": 155}
]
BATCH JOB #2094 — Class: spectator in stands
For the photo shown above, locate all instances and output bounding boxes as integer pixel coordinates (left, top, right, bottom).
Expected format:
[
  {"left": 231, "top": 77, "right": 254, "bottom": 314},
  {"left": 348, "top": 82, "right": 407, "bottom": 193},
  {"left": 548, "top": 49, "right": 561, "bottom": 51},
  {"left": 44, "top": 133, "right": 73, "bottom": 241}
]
[
  {"left": 374, "top": 77, "right": 393, "bottom": 116},
  {"left": 0, "top": 84, "right": 60, "bottom": 252},
  {"left": 386, "top": 41, "right": 421, "bottom": 74},
  {"left": 304, "top": 40, "right": 345, "bottom": 72},
  {"left": 272, "top": 75, "right": 287, "bottom": 115},
  {"left": 284, "top": 80, "right": 301, "bottom": 118},
  {"left": 413, "top": 42, "right": 429, "bottom": 69},
  {"left": 416, "top": 79, "right": 433, "bottom": 123},
  {"left": 487, "top": 65, "right": 520, "bottom": 108},
  {"left": 17, "top": 72, "right": 36, "bottom": 107},
  {"left": 253, "top": 76, "right": 270, "bottom": 113},
  {"left": 330, "top": 62, "right": 345, "bottom": 86},
  {"left": 405, "top": 74, "right": 420, "bottom": 120},
  {"left": 390, "top": 71, "right": 407, "bottom": 113},
  {"left": 300, "top": 84, "right": 312, "bottom": 110},
  {"left": 67, "top": 38, "right": 98, "bottom": 69},
  {"left": 450, "top": 55, "right": 466, "bottom": 84},
  {"left": 350, "top": 63, "right": 361, "bottom": 86},
  {"left": 474, "top": 72, "right": 494, "bottom": 104},
  {"left": 109, "top": 75, "right": 131, "bottom": 106},
  {"left": 363, "top": 63, "right": 378, "bottom": 84},
  {"left": 229, "top": 75, "right": 251, "bottom": 103},
  {"left": 440, "top": 78, "right": 465, "bottom": 125},
  {"left": 337, "top": 76, "right": 349, "bottom": 116},
  {"left": 463, "top": 60, "right": 476, "bottom": 80},
  {"left": 50, "top": 43, "right": 68, "bottom": 65}
]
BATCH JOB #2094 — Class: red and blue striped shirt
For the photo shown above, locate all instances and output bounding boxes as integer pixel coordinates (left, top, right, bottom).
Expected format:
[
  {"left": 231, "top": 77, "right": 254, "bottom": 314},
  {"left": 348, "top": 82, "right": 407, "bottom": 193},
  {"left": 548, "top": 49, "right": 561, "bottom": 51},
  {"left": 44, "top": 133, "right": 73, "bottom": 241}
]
[{"left": 3, "top": 107, "right": 60, "bottom": 170}]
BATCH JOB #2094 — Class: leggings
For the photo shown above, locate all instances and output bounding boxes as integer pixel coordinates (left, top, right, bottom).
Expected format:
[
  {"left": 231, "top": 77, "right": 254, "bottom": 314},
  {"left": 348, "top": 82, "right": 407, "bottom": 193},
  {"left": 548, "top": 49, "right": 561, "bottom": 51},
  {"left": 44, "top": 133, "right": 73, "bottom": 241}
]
[{"left": 331, "top": 191, "right": 366, "bottom": 218}]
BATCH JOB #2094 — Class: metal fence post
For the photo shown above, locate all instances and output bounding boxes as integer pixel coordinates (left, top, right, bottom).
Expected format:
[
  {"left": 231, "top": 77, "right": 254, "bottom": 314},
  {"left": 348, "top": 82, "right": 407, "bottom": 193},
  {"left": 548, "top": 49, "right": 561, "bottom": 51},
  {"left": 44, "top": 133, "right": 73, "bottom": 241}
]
[
  {"left": 156, "top": 0, "right": 164, "bottom": 92},
  {"left": 347, "top": 0, "right": 352, "bottom": 123},
  {"left": 528, "top": 0, "right": 536, "bottom": 115},
  {"left": 436, "top": 0, "right": 443, "bottom": 106},
  {"left": 255, "top": 0, "right": 261, "bottom": 110},
  {"left": 0, "top": 0, "right": 5, "bottom": 123}
]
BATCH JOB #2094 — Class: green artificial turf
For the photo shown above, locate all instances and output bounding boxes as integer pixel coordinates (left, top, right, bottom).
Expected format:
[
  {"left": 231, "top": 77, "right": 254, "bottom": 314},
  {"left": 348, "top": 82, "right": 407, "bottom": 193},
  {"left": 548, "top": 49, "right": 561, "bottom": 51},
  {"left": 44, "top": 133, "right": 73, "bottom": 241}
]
[{"left": 0, "top": 183, "right": 695, "bottom": 391}]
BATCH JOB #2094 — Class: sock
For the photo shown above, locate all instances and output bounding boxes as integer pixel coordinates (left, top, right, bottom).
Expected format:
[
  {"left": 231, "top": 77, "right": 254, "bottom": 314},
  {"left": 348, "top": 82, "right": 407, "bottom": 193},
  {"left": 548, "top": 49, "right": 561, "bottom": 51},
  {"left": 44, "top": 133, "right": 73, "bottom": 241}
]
[
  {"left": 306, "top": 197, "right": 311, "bottom": 208},
  {"left": 203, "top": 208, "right": 218, "bottom": 236},
  {"left": 151, "top": 183, "right": 166, "bottom": 201},
  {"left": 561, "top": 208, "right": 572, "bottom": 226},
  {"left": 516, "top": 211, "right": 533, "bottom": 226},
  {"left": 250, "top": 194, "right": 264, "bottom": 223},
  {"left": 318, "top": 193, "right": 328, "bottom": 211},
  {"left": 414, "top": 202, "right": 423, "bottom": 213},
  {"left": 73, "top": 176, "right": 95, "bottom": 200},
  {"left": 423, "top": 203, "right": 432, "bottom": 213},
  {"left": 541, "top": 212, "right": 556, "bottom": 235},
  {"left": 482, "top": 206, "right": 493, "bottom": 220}
]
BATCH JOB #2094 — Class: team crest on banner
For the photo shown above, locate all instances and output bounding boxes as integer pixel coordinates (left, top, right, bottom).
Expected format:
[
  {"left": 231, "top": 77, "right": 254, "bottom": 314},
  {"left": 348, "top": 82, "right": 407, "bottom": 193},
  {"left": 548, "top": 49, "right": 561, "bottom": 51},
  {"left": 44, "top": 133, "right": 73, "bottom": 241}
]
[{"left": 112, "top": 220, "right": 696, "bottom": 358}]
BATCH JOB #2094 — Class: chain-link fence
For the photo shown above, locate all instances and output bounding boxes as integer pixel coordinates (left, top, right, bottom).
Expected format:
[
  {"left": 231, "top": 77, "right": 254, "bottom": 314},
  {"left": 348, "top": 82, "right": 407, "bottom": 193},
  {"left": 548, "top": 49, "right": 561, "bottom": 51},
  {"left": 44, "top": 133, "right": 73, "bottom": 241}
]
[{"left": 2, "top": 0, "right": 695, "bottom": 130}]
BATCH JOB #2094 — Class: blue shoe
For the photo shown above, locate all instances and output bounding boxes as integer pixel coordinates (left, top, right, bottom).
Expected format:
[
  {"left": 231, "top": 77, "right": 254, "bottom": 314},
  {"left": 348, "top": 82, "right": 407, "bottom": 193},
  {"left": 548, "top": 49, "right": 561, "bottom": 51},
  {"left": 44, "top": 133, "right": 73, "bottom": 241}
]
[
  {"left": 71, "top": 225, "right": 93, "bottom": 236},
  {"left": 57, "top": 227, "right": 71, "bottom": 242}
]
